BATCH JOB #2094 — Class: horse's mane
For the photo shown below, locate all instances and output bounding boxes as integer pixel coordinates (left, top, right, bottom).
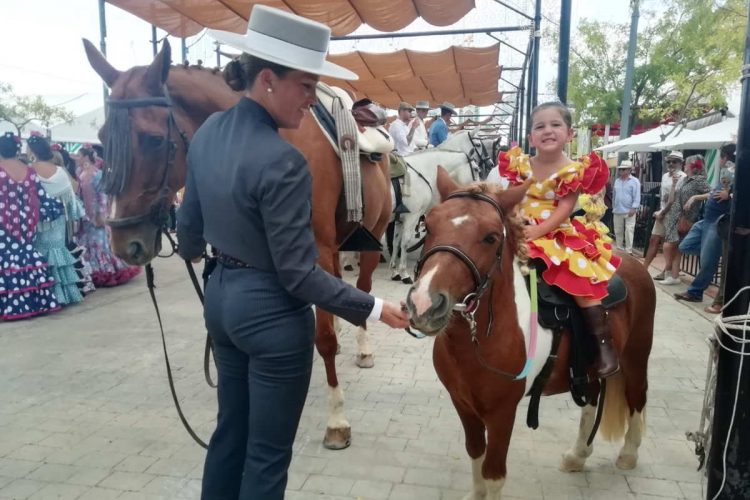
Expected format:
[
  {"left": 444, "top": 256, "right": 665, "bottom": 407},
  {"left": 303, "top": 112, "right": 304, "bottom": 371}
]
[{"left": 460, "top": 182, "right": 529, "bottom": 265}]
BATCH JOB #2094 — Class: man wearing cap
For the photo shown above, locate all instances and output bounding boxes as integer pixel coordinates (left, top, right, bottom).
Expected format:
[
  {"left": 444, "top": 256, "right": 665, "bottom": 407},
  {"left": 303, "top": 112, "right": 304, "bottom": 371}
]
[
  {"left": 644, "top": 151, "right": 687, "bottom": 278},
  {"left": 612, "top": 159, "right": 641, "bottom": 254},
  {"left": 408, "top": 100, "right": 430, "bottom": 151},
  {"left": 388, "top": 102, "right": 419, "bottom": 155},
  {"left": 428, "top": 102, "right": 456, "bottom": 147}
]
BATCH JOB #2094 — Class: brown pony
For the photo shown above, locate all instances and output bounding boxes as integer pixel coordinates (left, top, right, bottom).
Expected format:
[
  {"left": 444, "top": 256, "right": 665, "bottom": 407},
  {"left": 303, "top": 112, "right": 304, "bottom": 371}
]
[
  {"left": 405, "top": 170, "right": 655, "bottom": 499},
  {"left": 83, "top": 39, "right": 391, "bottom": 449}
]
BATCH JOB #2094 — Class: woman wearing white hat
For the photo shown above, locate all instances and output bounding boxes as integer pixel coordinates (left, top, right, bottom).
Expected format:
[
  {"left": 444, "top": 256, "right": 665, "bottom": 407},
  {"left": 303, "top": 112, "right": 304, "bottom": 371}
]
[{"left": 177, "top": 6, "right": 409, "bottom": 499}]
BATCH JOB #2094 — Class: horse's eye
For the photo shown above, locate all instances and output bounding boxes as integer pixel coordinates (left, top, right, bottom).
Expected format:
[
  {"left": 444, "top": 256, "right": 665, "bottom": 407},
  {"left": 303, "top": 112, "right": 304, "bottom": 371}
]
[
  {"left": 483, "top": 234, "right": 497, "bottom": 244},
  {"left": 141, "top": 134, "right": 165, "bottom": 150}
]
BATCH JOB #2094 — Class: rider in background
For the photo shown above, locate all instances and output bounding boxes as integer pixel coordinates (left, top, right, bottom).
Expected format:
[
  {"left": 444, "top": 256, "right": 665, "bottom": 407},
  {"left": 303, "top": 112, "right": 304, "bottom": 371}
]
[
  {"left": 428, "top": 102, "right": 456, "bottom": 146},
  {"left": 498, "top": 102, "right": 621, "bottom": 378}
]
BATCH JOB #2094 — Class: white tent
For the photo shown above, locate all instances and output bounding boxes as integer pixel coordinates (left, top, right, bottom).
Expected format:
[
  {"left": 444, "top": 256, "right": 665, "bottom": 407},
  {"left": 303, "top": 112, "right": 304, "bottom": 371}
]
[
  {"left": 0, "top": 120, "right": 46, "bottom": 137},
  {"left": 595, "top": 124, "right": 676, "bottom": 153},
  {"left": 49, "top": 107, "right": 104, "bottom": 145},
  {"left": 650, "top": 118, "right": 738, "bottom": 150},
  {"left": 648, "top": 126, "right": 702, "bottom": 150}
]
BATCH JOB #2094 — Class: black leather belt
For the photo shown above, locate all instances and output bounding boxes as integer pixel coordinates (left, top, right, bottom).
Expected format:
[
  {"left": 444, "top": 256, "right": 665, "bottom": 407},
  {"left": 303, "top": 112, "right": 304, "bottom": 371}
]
[{"left": 217, "top": 253, "right": 252, "bottom": 269}]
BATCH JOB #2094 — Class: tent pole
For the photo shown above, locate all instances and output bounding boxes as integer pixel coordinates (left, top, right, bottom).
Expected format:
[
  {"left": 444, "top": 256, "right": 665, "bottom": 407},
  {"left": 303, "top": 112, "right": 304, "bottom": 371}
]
[
  {"left": 557, "top": 0, "right": 572, "bottom": 103},
  {"left": 331, "top": 25, "right": 528, "bottom": 41},
  {"left": 181, "top": 38, "right": 188, "bottom": 63},
  {"left": 151, "top": 25, "right": 158, "bottom": 57}
]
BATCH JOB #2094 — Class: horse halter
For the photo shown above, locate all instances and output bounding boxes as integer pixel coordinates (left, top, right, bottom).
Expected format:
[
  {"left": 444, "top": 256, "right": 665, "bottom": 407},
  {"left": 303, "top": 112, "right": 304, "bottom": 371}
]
[
  {"left": 104, "top": 85, "right": 190, "bottom": 230},
  {"left": 414, "top": 191, "right": 507, "bottom": 319}
]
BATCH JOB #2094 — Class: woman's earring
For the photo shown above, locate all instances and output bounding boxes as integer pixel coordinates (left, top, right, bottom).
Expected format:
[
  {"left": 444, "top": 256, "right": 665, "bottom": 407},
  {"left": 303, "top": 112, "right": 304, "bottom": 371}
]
[{"left": 267, "top": 88, "right": 273, "bottom": 93}]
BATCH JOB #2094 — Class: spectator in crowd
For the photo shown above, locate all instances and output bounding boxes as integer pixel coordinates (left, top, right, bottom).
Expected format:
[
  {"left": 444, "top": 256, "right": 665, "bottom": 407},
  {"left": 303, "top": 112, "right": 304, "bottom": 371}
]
[
  {"left": 409, "top": 100, "right": 430, "bottom": 151},
  {"left": 27, "top": 133, "right": 86, "bottom": 306},
  {"left": 674, "top": 146, "right": 735, "bottom": 308},
  {"left": 612, "top": 160, "right": 641, "bottom": 255},
  {"left": 659, "top": 154, "right": 711, "bottom": 285},
  {"left": 428, "top": 102, "right": 456, "bottom": 146},
  {"left": 706, "top": 144, "right": 736, "bottom": 313},
  {"left": 645, "top": 151, "right": 687, "bottom": 278},
  {"left": 0, "top": 132, "right": 63, "bottom": 320},
  {"left": 388, "top": 102, "right": 418, "bottom": 155}
]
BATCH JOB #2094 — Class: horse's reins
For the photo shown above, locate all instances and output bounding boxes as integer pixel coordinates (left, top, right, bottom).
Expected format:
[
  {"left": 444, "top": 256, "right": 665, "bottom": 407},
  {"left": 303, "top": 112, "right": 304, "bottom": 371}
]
[{"left": 104, "top": 87, "right": 212, "bottom": 449}]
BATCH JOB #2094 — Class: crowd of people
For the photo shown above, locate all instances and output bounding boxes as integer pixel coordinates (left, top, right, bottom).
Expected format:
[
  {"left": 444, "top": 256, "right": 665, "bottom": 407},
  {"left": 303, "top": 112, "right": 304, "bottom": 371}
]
[{"left": 0, "top": 131, "right": 140, "bottom": 321}]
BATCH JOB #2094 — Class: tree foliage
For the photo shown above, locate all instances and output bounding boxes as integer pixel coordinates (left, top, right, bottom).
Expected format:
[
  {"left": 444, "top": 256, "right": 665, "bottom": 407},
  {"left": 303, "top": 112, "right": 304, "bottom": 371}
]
[
  {"left": 0, "top": 82, "right": 75, "bottom": 137},
  {"left": 568, "top": 0, "right": 746, "bottom": 131}
]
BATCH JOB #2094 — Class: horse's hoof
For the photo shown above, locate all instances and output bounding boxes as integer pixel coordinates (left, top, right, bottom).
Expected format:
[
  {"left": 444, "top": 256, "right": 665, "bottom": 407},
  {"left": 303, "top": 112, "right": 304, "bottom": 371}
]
[
  {"left": 323, "top": 426, "right": 351, "bottom": 450},
  {"left": 616, "top": 453, "right": 638, "bottom": 470},
  {"left": 344, "top": 264, "right": 354, "bottom": 271},
  {"left": 401, "top": 277, "right": 414, "bottom": 285},
  {"left": 391, "top": 274, "right": 402, "bottom": 281},
  {"left": 560, "top": 451, "right": 586, "bottom": 472},
  {"left": 356, "top": 353, "right": 374, "bottom": 368}
]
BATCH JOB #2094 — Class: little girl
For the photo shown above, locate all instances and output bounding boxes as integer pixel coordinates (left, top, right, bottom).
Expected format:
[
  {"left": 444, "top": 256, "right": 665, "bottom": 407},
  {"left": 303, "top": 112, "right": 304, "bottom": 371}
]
[{"left": 498, "top": 102, "right": 621, "bottom": 378}]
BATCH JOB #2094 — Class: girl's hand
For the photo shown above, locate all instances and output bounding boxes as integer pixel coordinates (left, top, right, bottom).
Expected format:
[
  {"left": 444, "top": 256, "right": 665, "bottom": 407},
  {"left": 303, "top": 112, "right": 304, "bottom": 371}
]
[{"left": 524, "top": 225, "right": 544, "bottom": 241}]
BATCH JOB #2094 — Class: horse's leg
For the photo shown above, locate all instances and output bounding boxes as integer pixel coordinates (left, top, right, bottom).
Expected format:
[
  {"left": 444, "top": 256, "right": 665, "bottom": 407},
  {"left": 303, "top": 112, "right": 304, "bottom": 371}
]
[
  {"left": 388, "top": 220, "right": 402, "bottom": 280},
  {"left": 314, "top": 246, "right": 351, "bottom": 450},
  {"left": 332, "top": 252, "right": 342, "bottom": 355},
  {"left": 616, "top": 362, "right": 648, "bottom": 469},
  {"left": 560, "top": 404, "right": 597, "bottom": 472},
  {"left": 481, "top": 408, "right": 518, "bottom": 500},
  {"left": 352, "top": 251, "right": 380, "bottom": 369},
  {"left": 398, "top": 213, "right": 418, "bottom": 284},
  {"left": 454, "top": 404, "right": 488, "bottom": 500},
  {"left": 616, "top": 408, "right": 645, "bottom": 470}
]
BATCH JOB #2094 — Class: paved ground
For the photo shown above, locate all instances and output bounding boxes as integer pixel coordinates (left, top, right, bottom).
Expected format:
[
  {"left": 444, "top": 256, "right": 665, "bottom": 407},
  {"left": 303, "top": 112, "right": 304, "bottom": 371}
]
[{"left": 0, "top": 252, "right": 719, "bottom": 499}]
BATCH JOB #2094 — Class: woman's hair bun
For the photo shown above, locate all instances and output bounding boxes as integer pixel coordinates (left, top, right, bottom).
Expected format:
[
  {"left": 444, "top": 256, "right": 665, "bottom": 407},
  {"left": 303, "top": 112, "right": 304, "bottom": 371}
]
[{"left": 223, "top": 59, "right": 248, "bottom": 92}]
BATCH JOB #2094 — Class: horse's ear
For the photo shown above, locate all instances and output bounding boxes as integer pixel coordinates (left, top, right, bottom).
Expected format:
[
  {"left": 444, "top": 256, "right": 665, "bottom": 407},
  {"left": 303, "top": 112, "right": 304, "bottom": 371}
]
[
  {"left": 495, "top": 179, "right": 531, "bottom": 212},
  {"left": 82, "top": 38, "right": 121, "bottom": 87},
  {"left": 437, "top": 165, "right": 459, "bottom": 201},
  {"left": 144, "top": 39, "right": 172, "bottom": 93}
]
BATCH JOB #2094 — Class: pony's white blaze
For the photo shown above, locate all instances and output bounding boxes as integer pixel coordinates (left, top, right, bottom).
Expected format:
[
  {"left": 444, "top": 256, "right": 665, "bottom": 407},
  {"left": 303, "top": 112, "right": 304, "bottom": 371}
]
[
  {"left": 451, "top": 214, "right": 473, "bottom": 227},
  {"left": 412, "top": 265, "right": 439, "bottom": 317}
]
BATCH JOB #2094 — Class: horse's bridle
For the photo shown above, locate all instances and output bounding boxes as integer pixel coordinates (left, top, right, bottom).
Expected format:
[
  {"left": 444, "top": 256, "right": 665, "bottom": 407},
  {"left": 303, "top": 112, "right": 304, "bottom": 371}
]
[
  {"left": 414, "top": 191, "right": 507, "bottom": 323},
  {"left": 467, "top": 135, "right": 494, "bottom": 180},
  {"left": 105, "top": 86, "right": 190, "bottom": 230}
]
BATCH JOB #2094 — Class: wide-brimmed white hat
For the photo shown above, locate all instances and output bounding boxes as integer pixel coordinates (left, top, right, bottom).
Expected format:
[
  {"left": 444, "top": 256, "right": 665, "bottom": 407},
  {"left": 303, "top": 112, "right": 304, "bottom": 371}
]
[
  {"left": 208, "top": 5, "right": 358, "bottom": 81},
  {"left": 617, "top": 160, "right": 633, "bottom": 169}
]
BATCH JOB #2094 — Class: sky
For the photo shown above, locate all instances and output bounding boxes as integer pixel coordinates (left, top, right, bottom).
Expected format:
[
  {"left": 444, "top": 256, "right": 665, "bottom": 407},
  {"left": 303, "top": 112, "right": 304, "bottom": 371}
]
[{"left": 2, "top": 0, "right": 734, "bottom": 123}]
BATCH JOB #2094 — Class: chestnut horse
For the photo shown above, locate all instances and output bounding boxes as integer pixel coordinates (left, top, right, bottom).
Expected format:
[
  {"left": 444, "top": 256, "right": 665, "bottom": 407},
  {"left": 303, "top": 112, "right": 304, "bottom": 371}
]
[
  {"left": 83, "top": 39, "right": 391, "bottom": 449},
  {"left": 405, "top": 172, "right": 655, "bottom": 499}
]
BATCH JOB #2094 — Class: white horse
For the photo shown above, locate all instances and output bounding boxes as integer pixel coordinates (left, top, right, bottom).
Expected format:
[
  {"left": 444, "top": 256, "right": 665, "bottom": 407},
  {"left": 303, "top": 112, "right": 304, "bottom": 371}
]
[{"left": 388, "top": 132, "right": 493, "bottom": 283}]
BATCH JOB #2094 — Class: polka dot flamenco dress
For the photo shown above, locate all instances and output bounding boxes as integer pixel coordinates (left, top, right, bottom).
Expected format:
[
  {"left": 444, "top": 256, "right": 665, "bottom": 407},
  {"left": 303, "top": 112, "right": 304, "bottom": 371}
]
[
  {"left": 0, "top": 168, "right": 64, "bottom": 320},
  {"left": 499, "top": 147, "right": 621, "bottom": 300}
]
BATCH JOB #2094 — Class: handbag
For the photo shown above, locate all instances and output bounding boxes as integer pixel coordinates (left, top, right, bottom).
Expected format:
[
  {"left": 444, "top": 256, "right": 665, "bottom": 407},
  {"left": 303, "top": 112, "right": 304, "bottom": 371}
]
[{"left": 677, "top": 215, "right": 693, "bottom": 237}]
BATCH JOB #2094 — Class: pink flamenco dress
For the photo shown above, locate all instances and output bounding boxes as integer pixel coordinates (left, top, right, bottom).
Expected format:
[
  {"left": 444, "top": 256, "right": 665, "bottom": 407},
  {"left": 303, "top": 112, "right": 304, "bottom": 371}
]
[
  {"left": 0, "top": 168, "right": 64, "bottom": 320},
  {"left": 499, "top": 147, "right": 621, "bottom": 300},
  {"left": 75, "top": 168, "right": 141, "bottom": 287}
]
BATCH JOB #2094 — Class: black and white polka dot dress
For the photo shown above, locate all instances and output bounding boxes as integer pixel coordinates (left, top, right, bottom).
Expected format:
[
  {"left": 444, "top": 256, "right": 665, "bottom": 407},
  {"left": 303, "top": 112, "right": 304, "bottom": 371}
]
[{"left": 0, "top": 168, "right": 64, "bottom": 321}]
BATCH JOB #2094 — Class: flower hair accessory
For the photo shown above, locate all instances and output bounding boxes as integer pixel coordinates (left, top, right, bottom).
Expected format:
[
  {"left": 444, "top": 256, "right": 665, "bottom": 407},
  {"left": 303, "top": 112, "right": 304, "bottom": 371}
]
[
  {"left": 51, "top": 143, "right": 61, "bottom": 151},
  {"left": 83, "top": 142, "right": 93, "bottom": 149}
]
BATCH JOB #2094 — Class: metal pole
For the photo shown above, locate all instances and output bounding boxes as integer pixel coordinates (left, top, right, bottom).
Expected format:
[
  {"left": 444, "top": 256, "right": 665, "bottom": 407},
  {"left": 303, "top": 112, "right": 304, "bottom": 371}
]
[
  {"left": 216, "top": 43, "right": 222, "bottom": 67},
  {"left": 531, "top": 0, "right": 542, "bottom": 112},
  {"left": 705, "top": 2, "right": 750, "bottom": 497},
  {"left": 331, "top": 25, "right": 530, "bottom": 41},
  {"left": 97, "top": 0, "right": 108, "bottom": 111},
  {"left": 181, "top": 38, "right": 188, "bottom": 63},
  {"left": 151, "top": 25, "right": 158, "bottom": 57},
  {"left": 619, "top": 0, "right": 640, "bottom": 141},
  {"left": 557, "top": 0, "right": 572, "bottom": 103},
  {"left": 524, "top": 30, "right": 536, "bottom": 152}
]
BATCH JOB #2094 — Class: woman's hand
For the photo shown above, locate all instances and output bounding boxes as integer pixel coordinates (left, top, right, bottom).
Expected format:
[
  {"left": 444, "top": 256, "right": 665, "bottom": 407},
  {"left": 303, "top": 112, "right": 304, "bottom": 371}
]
[
  {"left": 653, "top": 210, "right": 663, "bottom": 220},
  {"left": 380, "top": 301, "right": 410, "bottom": 329},
  {"left": 683, "top": 197, "right": 695, "bottom": 211}
]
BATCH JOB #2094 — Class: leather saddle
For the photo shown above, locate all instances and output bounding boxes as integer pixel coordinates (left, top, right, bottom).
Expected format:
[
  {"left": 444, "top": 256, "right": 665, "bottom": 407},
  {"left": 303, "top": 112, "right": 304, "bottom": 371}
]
[{"left": 310, "top": 83, "right": 394, "bottom": 157}]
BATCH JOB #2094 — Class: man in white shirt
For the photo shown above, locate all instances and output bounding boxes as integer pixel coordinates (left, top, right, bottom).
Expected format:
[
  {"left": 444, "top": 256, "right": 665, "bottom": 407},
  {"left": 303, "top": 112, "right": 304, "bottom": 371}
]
[
  {"left": 612, "top": 160, "right": 641, "bottom": 254},
  {"left": 388, "top": 102, "right": 418, "bottom": 155},
  {"left": 643, "top": 150, "right": 687, "bottom": 279},
  {"left": 408, "top": 100, "right": 430, "bottom": 152}
]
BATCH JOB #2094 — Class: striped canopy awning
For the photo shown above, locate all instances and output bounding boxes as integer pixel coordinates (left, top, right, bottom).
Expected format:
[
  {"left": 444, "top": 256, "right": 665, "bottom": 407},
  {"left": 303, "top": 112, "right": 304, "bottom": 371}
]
[{"left": 106, "top": 0, "right": 476, "bottom": 38}]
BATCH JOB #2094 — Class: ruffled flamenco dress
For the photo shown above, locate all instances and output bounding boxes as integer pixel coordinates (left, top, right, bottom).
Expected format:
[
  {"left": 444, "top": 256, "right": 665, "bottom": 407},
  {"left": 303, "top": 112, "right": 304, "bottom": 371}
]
[
  {"left": 75, "top": 168, "right": 141, "bottom": 287},
  {"left": 0, "top": 168, "right": 63, "bottom": 320},
  {"left": 499, "top": 147, "right": 621, "bottom": 300}
]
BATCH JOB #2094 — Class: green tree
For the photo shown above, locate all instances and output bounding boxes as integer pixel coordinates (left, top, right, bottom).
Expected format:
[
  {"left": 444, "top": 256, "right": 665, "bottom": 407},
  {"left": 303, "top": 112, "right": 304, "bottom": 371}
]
[
  {"left": 567, "top": 0, "right": 746, "bottom": 131},
  {"left": 0, "top": 82, "right": 74, "bottom": 137}
]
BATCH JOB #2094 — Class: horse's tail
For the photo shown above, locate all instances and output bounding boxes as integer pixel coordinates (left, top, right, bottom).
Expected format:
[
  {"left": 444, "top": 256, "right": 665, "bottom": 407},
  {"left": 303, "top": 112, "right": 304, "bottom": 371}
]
[{"left": 599, "top": 373, "right": 630, "bottom": 442}]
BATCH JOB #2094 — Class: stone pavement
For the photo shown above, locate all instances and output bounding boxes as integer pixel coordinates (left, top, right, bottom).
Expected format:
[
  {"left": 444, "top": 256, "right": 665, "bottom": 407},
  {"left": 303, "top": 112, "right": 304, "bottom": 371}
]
[{"left": 0, "top": 255, "right": 718, "bottom": 499}]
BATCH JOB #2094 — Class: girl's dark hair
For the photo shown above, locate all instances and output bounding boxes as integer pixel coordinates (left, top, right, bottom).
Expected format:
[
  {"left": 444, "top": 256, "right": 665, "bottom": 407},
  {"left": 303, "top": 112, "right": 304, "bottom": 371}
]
[
  {"left": 59, "top": 147, "right": 77, "bottom": 180},
  {"left": 80, "top": 147, "right": 96, "bottom": 164},
  {"left": 530, "top": 101, "right": 573, "bottom": 128},
  {"left": 27, "top": 134, "right": 54, "bottom": 161},
  {"left": 0, "top": 132, "right": 21, "bottom": 159},
  {"left": 223, "top": 53, "right": 294, "bottom": 91},
  {"left": 720, "top": 143, "right": 736, "bottom": 162}
]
